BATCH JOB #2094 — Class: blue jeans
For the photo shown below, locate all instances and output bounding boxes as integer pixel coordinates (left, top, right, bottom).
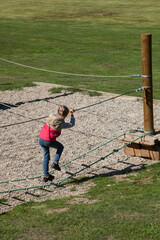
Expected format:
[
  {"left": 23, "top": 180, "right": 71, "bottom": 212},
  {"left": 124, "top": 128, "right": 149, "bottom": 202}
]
[{"left": 39, "top": 137, "right": 64, "bottom": 177}]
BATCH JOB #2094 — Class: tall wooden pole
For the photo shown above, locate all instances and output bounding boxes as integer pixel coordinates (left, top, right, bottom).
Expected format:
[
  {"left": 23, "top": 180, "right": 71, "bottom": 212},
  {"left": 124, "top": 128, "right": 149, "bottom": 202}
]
[{"left": 141, "top": 33, "right": 154, "bottom": 134}]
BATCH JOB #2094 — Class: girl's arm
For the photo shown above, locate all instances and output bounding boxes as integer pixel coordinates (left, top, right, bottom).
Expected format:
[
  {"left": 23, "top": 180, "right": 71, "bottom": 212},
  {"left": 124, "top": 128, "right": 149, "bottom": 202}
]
[
  {"left": 60, "top": 109, "right": 75, "bottom": 129},
  {"left": 60, "top": 115, "right": 75, "bottom": 129}
]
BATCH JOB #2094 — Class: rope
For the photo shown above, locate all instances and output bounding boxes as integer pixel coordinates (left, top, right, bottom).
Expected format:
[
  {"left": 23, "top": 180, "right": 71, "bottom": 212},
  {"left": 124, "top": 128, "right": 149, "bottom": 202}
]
[
  {"left": 0, "top": 85, "right": 144, "bottom": 129},
  {"left": 0, "top": 132, "right": 127, "bottom": 184},
  {"left": 75, "top": 87, "right": 143, "bottom": 111},
  {"left": 0, "top": 131, "right": 148, "bottom": 194},
  {"left": 0, "top": 57, "right": 141, "bottom": 78}
]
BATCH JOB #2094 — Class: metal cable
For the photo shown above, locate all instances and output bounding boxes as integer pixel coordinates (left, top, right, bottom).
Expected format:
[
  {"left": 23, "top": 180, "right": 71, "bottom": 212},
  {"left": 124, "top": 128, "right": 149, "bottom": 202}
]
[
  {"left": 0, "top": 86, "right": 144, "bottom": 128},
  {"left": 75, "top": 87, "right": 143, "bottom": 111},
  {"left": 0, "top": 57, "right": 141, "bottom": 78}
]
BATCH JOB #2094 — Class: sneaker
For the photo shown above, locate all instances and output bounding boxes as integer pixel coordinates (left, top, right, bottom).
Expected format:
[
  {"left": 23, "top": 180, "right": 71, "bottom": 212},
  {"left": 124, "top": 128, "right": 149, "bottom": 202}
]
[
  {"left": 43, "top": 174, "right": 54, "bottom": 183},
  {"left": 51, "top": 162, "right": 61, "bottom": 171}
]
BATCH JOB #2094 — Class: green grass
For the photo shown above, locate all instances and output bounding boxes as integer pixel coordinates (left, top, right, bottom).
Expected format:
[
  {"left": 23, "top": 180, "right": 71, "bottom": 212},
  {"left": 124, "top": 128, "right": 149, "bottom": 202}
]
[
  {"left": 0, "top": 0, "right": 160, "bottom": 23},
  {"left": 49, "top": 86, "right": 102, "bottom": 96},
  {"left": 0, "top": 163, "right": 160, "bottom": 240},
  {"left": 0, "top": 198, "right": 7, "bottom": 203},
  {"left": 0, "top": 0, "right": 160, "bottom": 99}
]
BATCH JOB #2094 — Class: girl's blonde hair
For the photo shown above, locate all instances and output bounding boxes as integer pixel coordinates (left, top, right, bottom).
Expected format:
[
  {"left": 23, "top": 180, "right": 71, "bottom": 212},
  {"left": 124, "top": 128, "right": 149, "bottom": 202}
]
[{"left": 58, "top": 105, "right": 69, "bottom": 118}]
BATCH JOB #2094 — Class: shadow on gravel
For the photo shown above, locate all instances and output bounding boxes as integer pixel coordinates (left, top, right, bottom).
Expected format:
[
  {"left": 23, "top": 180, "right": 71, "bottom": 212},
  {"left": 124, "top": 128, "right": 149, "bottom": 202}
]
[
  {"left": 0, "top": 92, "right": 74, "bottom": 128},
  {"left": 0, "top": 92, "right": 73, "bottom": 110}
]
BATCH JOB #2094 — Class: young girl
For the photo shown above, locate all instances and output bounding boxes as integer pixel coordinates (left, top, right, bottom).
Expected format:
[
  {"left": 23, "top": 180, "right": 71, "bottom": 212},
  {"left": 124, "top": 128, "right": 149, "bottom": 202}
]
[{"left": 39, "top": 105, "right": 75, "bottom": 182}]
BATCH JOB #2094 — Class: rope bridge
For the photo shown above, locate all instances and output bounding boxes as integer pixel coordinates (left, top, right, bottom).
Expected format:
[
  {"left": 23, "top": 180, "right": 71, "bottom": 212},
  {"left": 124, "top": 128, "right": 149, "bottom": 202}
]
[{"left": 0, "top": 131, "right": 150, "bottom": 194}]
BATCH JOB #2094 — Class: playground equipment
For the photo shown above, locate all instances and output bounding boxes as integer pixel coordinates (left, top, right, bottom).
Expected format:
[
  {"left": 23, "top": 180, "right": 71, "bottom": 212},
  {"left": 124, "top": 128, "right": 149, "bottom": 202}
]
[
  {"left": 0, "top": 33, "right": 159, "bottom": 198},
  {"left": 119, "top": 34, "right": 160, "bottom": 160}
]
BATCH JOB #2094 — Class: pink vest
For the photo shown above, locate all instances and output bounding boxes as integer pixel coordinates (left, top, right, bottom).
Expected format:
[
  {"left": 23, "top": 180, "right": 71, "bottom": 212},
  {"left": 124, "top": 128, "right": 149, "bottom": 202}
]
[{"left": 39, "top": 123, "right": 61, "bottom": 142}]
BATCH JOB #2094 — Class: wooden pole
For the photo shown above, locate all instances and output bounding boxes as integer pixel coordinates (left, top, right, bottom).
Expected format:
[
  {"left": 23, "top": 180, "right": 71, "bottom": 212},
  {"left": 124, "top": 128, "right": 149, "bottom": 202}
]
[{"left": 141, "top": 33, "right": 154, "bottom": 134}]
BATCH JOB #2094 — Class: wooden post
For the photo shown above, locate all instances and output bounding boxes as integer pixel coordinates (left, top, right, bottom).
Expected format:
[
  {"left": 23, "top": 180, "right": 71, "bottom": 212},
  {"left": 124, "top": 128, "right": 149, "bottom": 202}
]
[
  {"left": 118, "top": 35, "right": 158, "bottom": 160},
  {"left": 141, "top": 33, "right": 154, "bottom": 134}
]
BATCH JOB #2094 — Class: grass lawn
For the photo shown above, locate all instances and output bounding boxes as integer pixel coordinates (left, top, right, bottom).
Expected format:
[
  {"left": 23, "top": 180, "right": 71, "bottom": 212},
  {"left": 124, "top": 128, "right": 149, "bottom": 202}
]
[
  {"left": 0, "top": 163, "right": 160, "bottom": 240},
  {"left": 0, "top": 0, "right": 160, "bottom": 99}
]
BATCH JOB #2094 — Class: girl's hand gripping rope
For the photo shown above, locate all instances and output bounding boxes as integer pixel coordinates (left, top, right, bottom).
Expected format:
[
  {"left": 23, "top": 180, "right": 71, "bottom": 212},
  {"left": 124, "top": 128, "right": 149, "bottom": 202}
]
[{"left": 69, "top": 108, "right": 75, "bottom": 116}]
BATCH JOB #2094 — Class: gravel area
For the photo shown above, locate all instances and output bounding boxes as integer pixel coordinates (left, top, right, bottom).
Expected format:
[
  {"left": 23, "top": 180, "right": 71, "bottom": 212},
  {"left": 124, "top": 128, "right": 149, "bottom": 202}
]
[{"left": 0, "top": 82, "right": 160, "bottom": 213}]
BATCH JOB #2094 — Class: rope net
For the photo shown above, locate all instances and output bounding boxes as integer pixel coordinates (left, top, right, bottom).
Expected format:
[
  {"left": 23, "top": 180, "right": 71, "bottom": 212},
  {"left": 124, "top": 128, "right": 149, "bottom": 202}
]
[{"left": 0, "top": 131, "right": 150, "bottom": 194}]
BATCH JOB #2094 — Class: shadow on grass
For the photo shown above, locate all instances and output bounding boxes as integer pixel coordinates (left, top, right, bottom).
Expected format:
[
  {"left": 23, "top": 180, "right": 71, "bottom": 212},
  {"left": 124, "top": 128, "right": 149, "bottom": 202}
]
[
  {"left": 0, "top": 83, "right": 13, "bottom": 86},
  {"left": 63, "top": 161, "right": 147, "bottom": 185}
]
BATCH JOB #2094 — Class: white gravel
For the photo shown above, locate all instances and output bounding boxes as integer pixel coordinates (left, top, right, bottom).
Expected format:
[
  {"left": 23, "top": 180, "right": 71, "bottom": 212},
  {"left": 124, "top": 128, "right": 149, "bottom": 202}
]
[{"left": 0, "top": 82, "right": 160, "bottom": 213}]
